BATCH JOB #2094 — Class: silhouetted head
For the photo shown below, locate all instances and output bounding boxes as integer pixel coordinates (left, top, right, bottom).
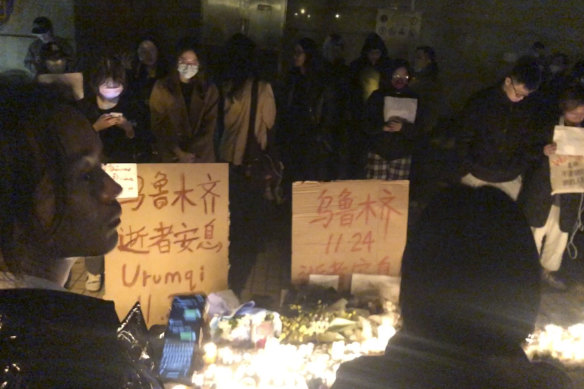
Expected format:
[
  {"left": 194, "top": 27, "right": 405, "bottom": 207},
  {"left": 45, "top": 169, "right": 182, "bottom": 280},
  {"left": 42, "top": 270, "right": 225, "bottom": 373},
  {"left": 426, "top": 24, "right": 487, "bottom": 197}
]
[{"left": 399, "top": 185, "right": 540, "bottom": 356}]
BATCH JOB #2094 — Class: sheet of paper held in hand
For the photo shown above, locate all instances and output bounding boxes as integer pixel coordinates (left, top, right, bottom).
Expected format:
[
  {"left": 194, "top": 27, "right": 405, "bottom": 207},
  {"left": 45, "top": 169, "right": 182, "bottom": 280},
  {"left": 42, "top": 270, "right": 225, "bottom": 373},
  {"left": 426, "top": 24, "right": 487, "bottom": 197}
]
[
  {"left": 383, "top": 96, "right": 418, "bottom": 123},
  {"left": 553, "top": 125, "right": 584, "bottom": 156},
  {"left": 102, "top": 163, "right": 138, "bottom": 199},
  {"left": 550, "top": 126, "right": 584, "bottom": 194}
]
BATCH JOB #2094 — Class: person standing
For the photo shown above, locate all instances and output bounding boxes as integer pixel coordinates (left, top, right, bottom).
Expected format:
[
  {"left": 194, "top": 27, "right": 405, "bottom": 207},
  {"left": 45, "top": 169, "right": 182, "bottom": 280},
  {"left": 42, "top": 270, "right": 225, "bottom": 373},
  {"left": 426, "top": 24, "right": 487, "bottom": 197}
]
[
  {"left": 150, "top": 37, "right": 219, "bottom": 163},
  {"left": 279, "top": 37, "right": 326, "bottom": 182},
  {"left": 320, "top": 33, "right": 351, "bottom": 180},
  {"left": 364, "top": 59, "right": 420, "bottom": 181},
  {"left": 519, "top": 86, "right": 584, "bottom": 290},
  {"left": 24, "top": 16, "right": 75, "bottom": 76},
  {"left": 127, "top": 35, "right": 168, "bottom": 114},
  {"left": 457, "top": 57, "right": 543, "bottom": 200},
  {"left": 410, "top": 46, "right": 443, "bottom": 135},
  {"left": 347, "top": 33, "right": 393, "bottom": 178},
  {"left": 216, "top": 34, "right": 277, "bottom": 296}
]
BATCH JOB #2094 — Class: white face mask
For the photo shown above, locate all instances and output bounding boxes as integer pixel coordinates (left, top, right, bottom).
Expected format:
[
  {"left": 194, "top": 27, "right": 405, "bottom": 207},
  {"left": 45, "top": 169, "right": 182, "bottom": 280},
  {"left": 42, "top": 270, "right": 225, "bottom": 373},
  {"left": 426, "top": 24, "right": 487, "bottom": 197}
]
[
  {"left": 99, "top": 85, "right": 123, "bottom": 100},
  {"left": 177, "top": 63, "right": 199, "bottom": 79}
]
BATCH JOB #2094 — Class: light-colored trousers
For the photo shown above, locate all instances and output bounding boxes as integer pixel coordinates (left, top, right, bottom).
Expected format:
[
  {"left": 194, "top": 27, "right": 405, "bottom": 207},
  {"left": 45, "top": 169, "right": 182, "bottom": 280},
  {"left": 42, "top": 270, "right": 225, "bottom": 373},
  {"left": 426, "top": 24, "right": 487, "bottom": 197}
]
[
  {"left": 532, "top": 205, "right": 568, "bottom": 272},
  {"left": 460, "top": 173, "right": 522, "bottom": 201}
]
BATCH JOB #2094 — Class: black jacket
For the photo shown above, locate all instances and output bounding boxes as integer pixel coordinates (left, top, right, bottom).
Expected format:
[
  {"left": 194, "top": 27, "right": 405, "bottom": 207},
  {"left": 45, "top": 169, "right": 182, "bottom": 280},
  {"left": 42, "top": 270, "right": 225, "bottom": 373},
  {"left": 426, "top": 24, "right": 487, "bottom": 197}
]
[
  {"left": 332, "top": 331, "right": 572, "bottom": 389},
  {"left": 364, "top": 86, "right": 420, "bottom": 161},
  {"left": 77, "top": 95, "right": 153, "bottom": 163},
  {"left": 457, "top": 84, "right": 543, "bottom": 182},
  {"left": 0, "top": 289, "right": 161, "bottom": 389}
]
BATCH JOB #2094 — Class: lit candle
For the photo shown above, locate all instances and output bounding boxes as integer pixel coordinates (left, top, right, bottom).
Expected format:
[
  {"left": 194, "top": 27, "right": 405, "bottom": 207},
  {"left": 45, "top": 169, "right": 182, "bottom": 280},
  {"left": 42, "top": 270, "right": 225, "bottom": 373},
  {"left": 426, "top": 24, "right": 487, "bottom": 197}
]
[
  {"left": 331, "top": 341, "right": 345, "bottom": 360},
  {"left": 203, "top": 342, "right": 218, "bottom": 364}
]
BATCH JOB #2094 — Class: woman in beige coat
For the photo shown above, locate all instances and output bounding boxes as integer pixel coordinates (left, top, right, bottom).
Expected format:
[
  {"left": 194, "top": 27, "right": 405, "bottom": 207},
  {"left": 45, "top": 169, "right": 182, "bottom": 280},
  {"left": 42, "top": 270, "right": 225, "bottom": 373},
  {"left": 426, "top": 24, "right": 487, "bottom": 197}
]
[{"left": 150, "top": 37, "right": 219, "bottom": 162}]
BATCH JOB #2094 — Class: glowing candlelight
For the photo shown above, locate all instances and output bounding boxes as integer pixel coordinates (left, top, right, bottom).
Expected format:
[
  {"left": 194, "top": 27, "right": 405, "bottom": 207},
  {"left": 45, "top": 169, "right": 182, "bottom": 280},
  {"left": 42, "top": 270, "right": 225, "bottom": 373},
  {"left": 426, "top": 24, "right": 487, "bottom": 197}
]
[
  {"left": 331, "top": 340, "right": 345, "bottom": 360},
  {"left": 203, "top": 342, "right": 218, "bottom": 364}
]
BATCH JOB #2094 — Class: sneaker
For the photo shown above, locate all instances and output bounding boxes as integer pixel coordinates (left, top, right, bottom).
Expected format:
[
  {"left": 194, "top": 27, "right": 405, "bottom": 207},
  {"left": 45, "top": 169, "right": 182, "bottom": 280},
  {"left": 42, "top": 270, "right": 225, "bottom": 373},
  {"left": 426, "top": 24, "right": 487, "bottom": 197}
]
[
  {"left": 85, "top": 273, "right": 103, "bottom": 292},
  {"left": 541, "top": 269, "right": 567, "bottom": 291}
]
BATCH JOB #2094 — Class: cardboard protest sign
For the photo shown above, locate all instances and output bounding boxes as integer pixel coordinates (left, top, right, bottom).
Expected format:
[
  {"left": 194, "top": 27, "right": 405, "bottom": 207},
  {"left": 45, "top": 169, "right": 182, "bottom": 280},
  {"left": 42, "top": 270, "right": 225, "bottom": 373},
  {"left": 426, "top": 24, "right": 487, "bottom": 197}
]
[
  {"left": 550, "top": 155, "right": 584, "bottom": 194},
  {"left": 292, "top": 180, "right": 409, "bottom": 291},
  {"left": 104, "top": 163, "right": 229, "bottom": 326}
]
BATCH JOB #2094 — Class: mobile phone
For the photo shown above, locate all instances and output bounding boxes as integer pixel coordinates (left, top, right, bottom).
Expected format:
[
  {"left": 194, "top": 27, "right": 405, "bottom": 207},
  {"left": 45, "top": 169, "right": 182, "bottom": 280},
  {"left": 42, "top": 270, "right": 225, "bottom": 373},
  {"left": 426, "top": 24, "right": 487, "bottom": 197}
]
[
  {"left": 109, "top": 112, "right": 123, "bottom": 118},
  {"left": 158, "top": 294, "right": 206, "bottom": 384}
]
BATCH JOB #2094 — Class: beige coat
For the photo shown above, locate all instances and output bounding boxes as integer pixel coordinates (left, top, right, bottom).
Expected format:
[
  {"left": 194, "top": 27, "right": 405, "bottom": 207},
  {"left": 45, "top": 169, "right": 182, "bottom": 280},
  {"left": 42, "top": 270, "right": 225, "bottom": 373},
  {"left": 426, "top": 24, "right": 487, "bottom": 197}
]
[
  {"left": 219, "top": 79, "right": 276, "bottom": 166},
  {"left": 150, "top": 75, "right": 219, "bottom": 162}
]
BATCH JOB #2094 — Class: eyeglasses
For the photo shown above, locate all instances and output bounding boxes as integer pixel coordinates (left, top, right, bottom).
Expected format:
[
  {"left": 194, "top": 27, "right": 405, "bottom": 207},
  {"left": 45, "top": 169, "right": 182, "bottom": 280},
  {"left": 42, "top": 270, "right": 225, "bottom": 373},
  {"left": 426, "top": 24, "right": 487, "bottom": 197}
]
[
  {"left": 392, "top": 74, "right": 409, "bottom": 80},
  {"left": 510, "top": 79, "right": 530, "bottom": 100}
]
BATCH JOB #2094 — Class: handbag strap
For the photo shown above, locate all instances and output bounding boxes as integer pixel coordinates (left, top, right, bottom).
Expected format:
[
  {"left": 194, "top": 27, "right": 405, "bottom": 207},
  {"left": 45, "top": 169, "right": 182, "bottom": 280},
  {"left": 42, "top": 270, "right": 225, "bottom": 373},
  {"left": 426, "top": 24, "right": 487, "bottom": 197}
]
[{"left": 244, "top": 78, "right": 262, "bottom": 163}]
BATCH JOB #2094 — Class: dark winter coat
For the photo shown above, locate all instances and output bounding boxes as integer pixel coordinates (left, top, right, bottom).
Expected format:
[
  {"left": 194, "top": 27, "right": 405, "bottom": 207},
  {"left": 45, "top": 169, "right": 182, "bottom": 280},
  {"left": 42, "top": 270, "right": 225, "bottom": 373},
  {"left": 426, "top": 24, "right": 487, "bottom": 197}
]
[
  {"left": 0, "top": 289, "right": 161, "bottom": 388},
  {"left": 364, "top": 86, "right": 420, "bottom": 161},
  {"left": 457, "top": 84, "right": 543, "bottom": 182}
]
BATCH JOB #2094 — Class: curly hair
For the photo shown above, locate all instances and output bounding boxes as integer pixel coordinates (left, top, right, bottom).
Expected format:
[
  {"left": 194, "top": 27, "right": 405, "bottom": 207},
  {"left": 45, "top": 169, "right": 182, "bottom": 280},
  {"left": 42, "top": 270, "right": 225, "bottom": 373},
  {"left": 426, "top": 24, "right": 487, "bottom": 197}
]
[{"left": 0, "top": 80, "right": 72, "bottom": 275}]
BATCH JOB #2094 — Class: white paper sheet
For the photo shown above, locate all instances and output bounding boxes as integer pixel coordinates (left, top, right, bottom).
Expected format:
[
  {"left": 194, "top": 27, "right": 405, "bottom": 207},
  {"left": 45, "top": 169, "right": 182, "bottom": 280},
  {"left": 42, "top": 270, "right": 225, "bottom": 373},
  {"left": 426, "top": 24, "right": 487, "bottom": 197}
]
[
  {"left": 383, "top": 96, "right": 418, "bottom": 123},
  {"left": 553, "top": 125, "right": 584, "bottom": 156},
  {"left": 102, "top": 163, "right": 138, "bottom": 199},
  {"left": 308, "top": 274, "right": 340, "bottom": 290},
  {"left": 351, "top": 273, "right": 401, "bottom": 303}
]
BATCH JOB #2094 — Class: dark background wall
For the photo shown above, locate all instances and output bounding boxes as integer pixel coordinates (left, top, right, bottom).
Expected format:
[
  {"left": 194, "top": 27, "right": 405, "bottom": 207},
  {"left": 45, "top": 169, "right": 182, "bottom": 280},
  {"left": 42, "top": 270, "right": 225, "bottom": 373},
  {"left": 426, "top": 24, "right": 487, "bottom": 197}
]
[
  {"left": 73, "top": 0, "right": 202, "bottom": 71},
  {"left": 2, "top": 0, "right": 584, "bottom": 114},
  {"left": 284, "top": 0, "right": 584, "bottom": 112}
]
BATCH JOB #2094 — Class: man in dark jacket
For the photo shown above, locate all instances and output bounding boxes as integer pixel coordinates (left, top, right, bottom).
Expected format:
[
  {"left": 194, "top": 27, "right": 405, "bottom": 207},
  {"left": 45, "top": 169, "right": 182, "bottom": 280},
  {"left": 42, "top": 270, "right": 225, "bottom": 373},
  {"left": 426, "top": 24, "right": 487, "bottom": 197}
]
[{"left": 457, "top": 57, "right": 544, "bottom": 200}]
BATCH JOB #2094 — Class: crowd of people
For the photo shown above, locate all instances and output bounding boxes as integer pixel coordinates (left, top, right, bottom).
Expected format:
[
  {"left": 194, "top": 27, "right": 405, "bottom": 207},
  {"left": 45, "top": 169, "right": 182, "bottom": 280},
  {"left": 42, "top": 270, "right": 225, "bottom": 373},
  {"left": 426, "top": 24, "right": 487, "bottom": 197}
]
[
  {"left": 17, "top": 16, "right": 584, "bottom": 294},
  {"left": 1, "top": 14, "right": 583, "bottom": 388}
]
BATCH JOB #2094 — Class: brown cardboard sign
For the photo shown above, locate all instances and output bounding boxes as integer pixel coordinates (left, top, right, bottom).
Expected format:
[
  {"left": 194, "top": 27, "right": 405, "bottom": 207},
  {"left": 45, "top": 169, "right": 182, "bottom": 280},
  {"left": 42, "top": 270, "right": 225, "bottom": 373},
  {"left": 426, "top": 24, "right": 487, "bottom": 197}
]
[
  {"left": 291, "top": 180, "right": 409, "bottom": 290},
  {"left": 104, "top": 163, "right": 229, "bottom": 326}
]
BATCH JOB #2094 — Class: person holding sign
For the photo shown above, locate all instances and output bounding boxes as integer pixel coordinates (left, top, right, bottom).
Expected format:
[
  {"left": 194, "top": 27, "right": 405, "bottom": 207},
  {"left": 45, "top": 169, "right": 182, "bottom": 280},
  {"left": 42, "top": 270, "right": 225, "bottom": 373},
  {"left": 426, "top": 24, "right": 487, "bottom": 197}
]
[
  {"left": 333, "top": 185, "right": 572, "bottom": 389},
  {"left": 0, "top": 82, "right": 161, "bottom": 388},
  {"left": 519, "top": 86, "right": 584, "bottom": 290},
  {"left": 363, "top": 59, "right": 420, "bottom": 180},
  {"left": 457, "top": 56, "right": 543, "bottom": 200}
]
